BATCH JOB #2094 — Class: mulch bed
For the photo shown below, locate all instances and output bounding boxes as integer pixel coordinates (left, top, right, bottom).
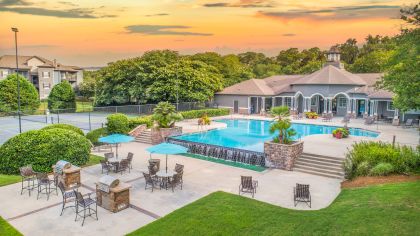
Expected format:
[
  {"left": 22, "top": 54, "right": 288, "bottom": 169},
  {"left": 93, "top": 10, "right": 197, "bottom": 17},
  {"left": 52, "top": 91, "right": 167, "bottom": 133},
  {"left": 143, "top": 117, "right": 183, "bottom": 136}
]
[{"left": 341, "top": 175, "right": 420, "bottom": 189}]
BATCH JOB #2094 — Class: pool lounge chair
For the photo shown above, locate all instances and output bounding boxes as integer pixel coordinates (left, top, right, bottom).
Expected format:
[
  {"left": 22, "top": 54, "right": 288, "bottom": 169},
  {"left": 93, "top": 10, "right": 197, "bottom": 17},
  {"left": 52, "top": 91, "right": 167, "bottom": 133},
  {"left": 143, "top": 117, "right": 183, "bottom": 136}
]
[
  {"left": 364, "top": 116, "right": 375, "bottom": 125},
  {"left": 402, "top": 119, "right": 413, "bottom": 128},
  {"left": 322, "top": 113, "right": 332, "bottom": 122},
  {"left": 239, "top": 176, "right": 258, "bottom": 198},
  {"left": 294, "top": 183, "right": 311, "bottom": 208}
]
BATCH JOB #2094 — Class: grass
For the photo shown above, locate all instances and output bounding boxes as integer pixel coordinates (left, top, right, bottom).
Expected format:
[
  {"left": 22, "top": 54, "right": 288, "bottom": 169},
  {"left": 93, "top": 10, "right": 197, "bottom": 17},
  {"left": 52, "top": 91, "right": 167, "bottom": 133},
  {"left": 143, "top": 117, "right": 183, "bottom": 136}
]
[
  {"left": 0, "top": 174, "right": 21, "bottom": 187},
  {"left": 0, "top": 216, "right": 21, "bottom": 236},
  {"left": 83, "top": 154, "right": 104, "bottom": 167},
  {"left": 129, "top": 181, "right": 420, "bottom": 235},
  {"left": 181, "top": 153, "right": 266, "bottom": 172}
]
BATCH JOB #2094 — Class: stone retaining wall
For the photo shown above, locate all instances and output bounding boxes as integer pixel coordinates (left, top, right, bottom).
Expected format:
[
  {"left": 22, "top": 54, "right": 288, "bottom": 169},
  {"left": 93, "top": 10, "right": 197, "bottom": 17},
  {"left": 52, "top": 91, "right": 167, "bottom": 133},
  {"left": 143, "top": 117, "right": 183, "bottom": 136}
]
[
  {"left": 264, "top": 141, "right": 304, "bottom": 170},
  {"left": 151, "top": 126, "right": 183, "bottom": 144}
]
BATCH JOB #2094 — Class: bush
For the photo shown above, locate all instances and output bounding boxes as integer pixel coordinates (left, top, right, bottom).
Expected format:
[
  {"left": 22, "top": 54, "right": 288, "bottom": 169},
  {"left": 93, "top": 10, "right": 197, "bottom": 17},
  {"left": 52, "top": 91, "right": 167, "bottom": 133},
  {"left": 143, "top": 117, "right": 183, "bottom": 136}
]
[
  {"left": 86, "top": 127, "right": 108, "bottom": 146},
  {"left": 41, "top": 124, "right": 84, "bottom": 136},
  {"left": 305, "top": 111, "right": 318, "bottom": 119},
  {"left": 370, "top": 163, "right": 394, "bottom": 176},
  {"left": 48, "top": 80, "right": 76, "bottom": 110},
  {"left": 128, "top": 116, "right": 153, "bottom": 129},
  {"left": 106, "top": 113, "right": 130, "bottom": 134},
  {"left": 332, "top": 127, "right": 349, "bottom": 138},
  {"left": 0, "top": 74, "right": 40, "bottom": 113},
  {"left": 344, "top": 141, "right": 420, "bottom": 179},
  {"left": 0, "top": 129, "right": 91, "bottom": 174},
  {"left": 152, "top": 102, "right": 183, "bottom": 128},
  {"left": 180, "top": 108, "right": 230, "bottom": 119}
]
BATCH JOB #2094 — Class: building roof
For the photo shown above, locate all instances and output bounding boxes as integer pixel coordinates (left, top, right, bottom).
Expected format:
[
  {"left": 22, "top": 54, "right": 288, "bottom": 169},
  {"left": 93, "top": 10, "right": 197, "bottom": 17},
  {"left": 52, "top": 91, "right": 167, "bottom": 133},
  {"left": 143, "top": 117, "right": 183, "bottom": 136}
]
[
  {"left": 291, "top": 65, "right": 366, "bottom": 85},
  {"left": 216, "top": 65, "right": 393, "bottom": 98},
  {"left": 0, "top": 55, "right": 81, "bottom": 72}
]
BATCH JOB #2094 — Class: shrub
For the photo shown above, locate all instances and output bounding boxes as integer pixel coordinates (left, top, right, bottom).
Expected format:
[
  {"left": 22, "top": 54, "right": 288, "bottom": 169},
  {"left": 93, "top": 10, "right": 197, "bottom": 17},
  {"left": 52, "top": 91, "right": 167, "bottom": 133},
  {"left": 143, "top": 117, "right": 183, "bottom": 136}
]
[
  {"left": 180, "top": 108, "right": 230, "bottom": 119},
  {"left": 106, "top": 113, "right": 130, "bottom": 134},
  {"left": 128, "top": 116, "right": 153, "bottom": 129},
  {"left": 305, "top": 112, "right": 318, "bottom": 119},
  {"left": 269, "top": 119, "right": 296, "bottom": 144},
  {"left": 332, "top": 127, "right": 349, "bottom": 139},
  {"left": 356, "top": 161, "right": 371, "bottom": 176},
  {"left": 86, "top": 127, "right": 108, "bottom": 146},
  {"left": 41, "top": 124, "right": 84, "bottom": 136},
  {"left": 370, "top": 163, "right": 394, "bottom": 176},
  {"left": 0, "top": 129, "right": 91, "bottom": 174},
  {"left": 344, "top": 141, "right": 420, "bottom": 179},
  {"left": 152, "top": 102, "right": 183, "bottom": 128},
  {"left": 0, "top": 74, "right": 40, "bottom": 113},
  {"left": 48, "top": 80, "right": 76, "bottom": 110}
]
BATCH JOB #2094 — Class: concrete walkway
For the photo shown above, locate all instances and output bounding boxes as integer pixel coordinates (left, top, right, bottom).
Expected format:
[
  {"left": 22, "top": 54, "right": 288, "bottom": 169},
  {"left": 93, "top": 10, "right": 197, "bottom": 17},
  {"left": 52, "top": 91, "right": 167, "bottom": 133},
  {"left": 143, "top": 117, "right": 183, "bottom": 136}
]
[{"left": 0, "top": 142, "right": 340, "bottom": 236}]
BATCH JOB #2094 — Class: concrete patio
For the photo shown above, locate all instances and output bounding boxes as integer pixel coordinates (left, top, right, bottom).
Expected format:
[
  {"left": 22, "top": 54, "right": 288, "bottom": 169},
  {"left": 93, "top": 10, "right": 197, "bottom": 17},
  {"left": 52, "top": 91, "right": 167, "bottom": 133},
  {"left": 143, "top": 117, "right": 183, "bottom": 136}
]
[{"left": 0, "top": 141, "right": 341, "bottom": 236}]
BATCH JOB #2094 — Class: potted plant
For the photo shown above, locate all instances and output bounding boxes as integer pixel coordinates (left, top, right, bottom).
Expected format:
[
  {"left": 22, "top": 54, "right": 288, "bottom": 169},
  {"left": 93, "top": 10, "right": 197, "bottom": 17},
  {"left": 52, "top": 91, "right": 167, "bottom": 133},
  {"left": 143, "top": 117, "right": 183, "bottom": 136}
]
[
  {"left": 264, "top": 118, "right": 304, "bottom": 170},
  {"left": 198, "top": 113, "right": 211, "bottom": 125},
  {"left": 332, "top": 127, "right": 349, "bottom": 139},
  {"left": 151, "top": 102, "right": 183, "bottom": 144},
  {"left": 305, "top": 111, "right": 318, "bottom": 119}
]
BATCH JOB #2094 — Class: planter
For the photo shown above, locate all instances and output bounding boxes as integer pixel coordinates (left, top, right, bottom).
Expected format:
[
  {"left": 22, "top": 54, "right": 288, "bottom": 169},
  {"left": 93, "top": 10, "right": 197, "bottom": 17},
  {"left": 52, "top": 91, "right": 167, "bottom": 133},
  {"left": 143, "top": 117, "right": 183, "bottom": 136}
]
[
  {"left": 151, "top": 126, "right": 182, "bottom": 144},
  {"left": 264, "top": 140, "right": 304, "bottom": 170}
]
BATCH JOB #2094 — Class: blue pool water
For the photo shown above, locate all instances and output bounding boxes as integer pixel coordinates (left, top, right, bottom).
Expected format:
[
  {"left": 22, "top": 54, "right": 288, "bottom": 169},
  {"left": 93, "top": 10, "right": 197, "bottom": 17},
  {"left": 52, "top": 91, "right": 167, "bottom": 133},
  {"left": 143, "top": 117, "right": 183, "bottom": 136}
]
[{"left": 173, "top": 119, "right": 379, "bottom": 152}]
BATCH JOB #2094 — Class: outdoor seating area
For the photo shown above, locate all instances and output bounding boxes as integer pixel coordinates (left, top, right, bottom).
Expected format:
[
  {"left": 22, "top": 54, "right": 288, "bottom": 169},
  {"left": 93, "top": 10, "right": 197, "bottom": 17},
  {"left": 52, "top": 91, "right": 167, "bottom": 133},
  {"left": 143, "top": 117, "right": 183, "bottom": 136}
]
[
  {"left": 101, "top": 152, "right": 134, "bottom": 175},
  {"left": 144, "top": 159, "right": 184, "bottom": 192}
]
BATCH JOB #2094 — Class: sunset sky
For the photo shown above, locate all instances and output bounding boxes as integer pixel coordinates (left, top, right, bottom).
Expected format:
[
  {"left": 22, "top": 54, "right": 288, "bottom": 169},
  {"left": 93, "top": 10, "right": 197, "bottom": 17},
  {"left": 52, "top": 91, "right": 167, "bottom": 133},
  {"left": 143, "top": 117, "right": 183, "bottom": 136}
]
[{"left": 0, "top": 0, "right": 416, "bottom": 66}]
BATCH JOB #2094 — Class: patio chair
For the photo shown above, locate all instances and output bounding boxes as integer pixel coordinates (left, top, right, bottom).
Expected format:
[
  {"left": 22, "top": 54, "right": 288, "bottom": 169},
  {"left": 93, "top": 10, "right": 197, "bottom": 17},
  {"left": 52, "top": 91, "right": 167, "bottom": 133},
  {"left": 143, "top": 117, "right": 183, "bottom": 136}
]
[
  {"left": 364, "top": 116, "right": 375, "bottom": 125},
  {"left": 174, "top": 163, "right": 184, "bottom": 174},
  {"left": 104, "top": 152, "right": 114, "bottom": 161},
  {"left": 402, "top": 119, "right": 413, "bottom": 128},
  {"left": 168, "top": 173, "right": 183, "bottom": 192},
  {"left": 342, "top": 114, "right": 351, "bottom": 123},
  {"left": 116, "top": 159, "right": 129, "bottom": 175},
  {"left": 58, "top": 182, "right": 76, "bottom": 216},
  {"left": 143, "top": 172, "right": 159, "bottom": 192},
  {"left": 239, "top": 176, "right": 258, "bottom": 198},
  {"left": 149, "top": 159, "right": 160, "bottom": 171},
  {"left": 19, "top": 165, "right": 36, "bottom": 196},
  {"left": 294, "top": 183, "right": 311, "bottom": 208},
  {"left": 322, "top": 113, "right": 332, "bottom": 122},
  {"left": 100, "top": 160, "right": 113, "bottom": 175},
  {"left": 74, "top": 190, "right": 98, "bottom": 226},
  {"left": 126, "top": 152, "right": 134, "bottom": 170},
  {"left": 36, "top": 172, "right": 57, "bottom": 200}
]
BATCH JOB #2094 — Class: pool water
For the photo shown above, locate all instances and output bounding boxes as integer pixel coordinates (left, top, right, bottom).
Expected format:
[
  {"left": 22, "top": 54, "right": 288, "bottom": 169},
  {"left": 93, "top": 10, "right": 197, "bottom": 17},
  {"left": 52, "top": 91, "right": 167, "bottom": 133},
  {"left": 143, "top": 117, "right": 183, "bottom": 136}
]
[{"left": 173, "top": 119, "right": 379, "bottom": 152}]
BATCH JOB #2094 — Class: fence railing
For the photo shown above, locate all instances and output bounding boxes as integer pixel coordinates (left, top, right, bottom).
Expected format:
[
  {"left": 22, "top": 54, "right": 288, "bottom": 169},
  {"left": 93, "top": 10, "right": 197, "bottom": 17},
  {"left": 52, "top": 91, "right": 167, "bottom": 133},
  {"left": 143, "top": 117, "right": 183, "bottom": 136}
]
[
  {"left": 0, "top": 101, "right": 218, "bottom": 132},
  {"left": 167, "top": 137, "right": 266, "bottom": 167}
]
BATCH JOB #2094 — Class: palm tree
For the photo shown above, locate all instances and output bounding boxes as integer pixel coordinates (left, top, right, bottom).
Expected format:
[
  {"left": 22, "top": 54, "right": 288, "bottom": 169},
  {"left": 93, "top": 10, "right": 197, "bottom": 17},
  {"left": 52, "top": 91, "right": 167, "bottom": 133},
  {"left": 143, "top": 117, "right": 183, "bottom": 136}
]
[
  {"left": 152, "top": 102, "right": 183, "bottom": 128},
  {"left": 269, "top": 118, "right": 297, "bottom": 144},
  {"left": 270, "top": 106, "right": 290, "bottom": 121}
]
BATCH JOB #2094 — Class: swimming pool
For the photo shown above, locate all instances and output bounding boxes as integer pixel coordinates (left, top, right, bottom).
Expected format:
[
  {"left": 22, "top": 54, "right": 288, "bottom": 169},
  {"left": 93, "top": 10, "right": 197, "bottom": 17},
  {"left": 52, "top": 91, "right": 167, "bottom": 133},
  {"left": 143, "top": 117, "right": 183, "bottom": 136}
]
[{"left": 173, "top": 119, "right": 379, "bottom": 152}]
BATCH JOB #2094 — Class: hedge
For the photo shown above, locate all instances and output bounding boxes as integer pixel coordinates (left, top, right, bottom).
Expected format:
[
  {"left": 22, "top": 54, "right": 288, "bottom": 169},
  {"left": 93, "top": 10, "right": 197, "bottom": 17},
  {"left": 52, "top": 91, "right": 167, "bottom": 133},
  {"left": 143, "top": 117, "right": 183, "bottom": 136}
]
[
  {"left": 106, "top": 113, "right": 130, "bottom": 134},
  {"left": 41, "top": 124, "right": 84, "bottom": 136},
  {"left": 86, "top": 127, "right": 108, "bottom": 146},
  {"left": 128, "top": 116, "right": 153, "bottom": 129},
  {"left": 180, "top": 108, "right": 230, "bottom": 119},
  {"left": 344, "top": 141, "right": 420, "bottom": 179},
  {"left": 0, "top": 74, "right": 40, "bottom": 113},
  {"left": 0, "top": 129, "right": 91, "bottom": 174}
]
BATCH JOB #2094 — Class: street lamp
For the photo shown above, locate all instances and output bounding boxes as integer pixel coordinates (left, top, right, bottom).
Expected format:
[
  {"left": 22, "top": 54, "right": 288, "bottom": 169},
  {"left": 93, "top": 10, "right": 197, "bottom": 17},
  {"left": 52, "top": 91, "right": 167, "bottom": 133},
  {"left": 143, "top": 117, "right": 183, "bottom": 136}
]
[{"left": 11, "top": 27, "right": 22, "bottom": 133}]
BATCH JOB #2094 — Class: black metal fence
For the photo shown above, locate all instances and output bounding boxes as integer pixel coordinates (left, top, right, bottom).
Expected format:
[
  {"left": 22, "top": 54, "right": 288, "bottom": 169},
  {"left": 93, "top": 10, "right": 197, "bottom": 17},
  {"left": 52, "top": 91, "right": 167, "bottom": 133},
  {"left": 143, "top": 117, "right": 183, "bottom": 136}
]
[
  {"left": 167, "top": 137, "right": 266, "bottom": 167},
  {"left": 0, "top": 101, "right": 218, "bottom": 132}
]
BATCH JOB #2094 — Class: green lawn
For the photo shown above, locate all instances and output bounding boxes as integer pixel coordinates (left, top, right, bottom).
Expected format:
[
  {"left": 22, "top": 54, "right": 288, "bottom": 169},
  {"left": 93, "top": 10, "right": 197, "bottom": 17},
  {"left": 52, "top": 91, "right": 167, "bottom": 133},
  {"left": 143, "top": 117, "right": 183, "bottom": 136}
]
[
  {"left": 0, "top": 217, "right": 21, "bottom": 236},
  {"left": 129, "top": 181, "right": 420, "bottom": 235},
  {"left": 0, "top": 174, "right": 21, "bottom": 187},
  {"left": 84, "top": 154, "right": 104, "bottom": 167}
]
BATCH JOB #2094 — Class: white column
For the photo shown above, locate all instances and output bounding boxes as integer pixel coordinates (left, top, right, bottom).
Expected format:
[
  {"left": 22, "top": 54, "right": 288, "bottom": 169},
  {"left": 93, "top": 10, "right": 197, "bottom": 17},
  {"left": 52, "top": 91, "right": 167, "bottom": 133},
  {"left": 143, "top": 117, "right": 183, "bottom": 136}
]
[
  {"left": 394, "top": 108, "right": 399, "bottom": 119},
  {"left": 291, "top": 97, "right": 294, "bottom": 110},
  {"left": 352, "top": 99, "right": 357, "bottom": 115},
  {"left": 261, "top": 97, "right": 265, "bottom": 112},
  {"left": 365, "top": 99, "right": 369, "bottom": 115},
  {"left": 323, "top": 98, "right": 327, "bottom": 113},
  {"left": 374, "top": 101, "right": 378, "bottom": 116},
  {"left": 328, "top": 98, "right": 332, "bottom": 113},
  {"left": 272, "top": 97, "right": 275, "bottom": 107}
]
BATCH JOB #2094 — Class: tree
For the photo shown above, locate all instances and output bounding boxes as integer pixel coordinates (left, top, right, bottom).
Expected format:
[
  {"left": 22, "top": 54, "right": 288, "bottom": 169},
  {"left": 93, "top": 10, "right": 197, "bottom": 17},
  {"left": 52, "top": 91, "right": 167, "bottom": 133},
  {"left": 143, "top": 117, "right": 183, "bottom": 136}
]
[
  {"left": 400, "top": 3, "right": 419, "bottom": 26},
  {"left": 152, "top": 102, "right": 183, "bottom": 128},
  {"left": 336, "top": 38, "right": 359, "bottom": 65},
  {"left": 0, "top": 74, "right": 40, "bottom": 113},
  {"left": 48, "top": 80, "right": 76, "bottom": 110},
  {"left": 348, "top": 50, "right": 393, "bottom": 73},
  {"left": 269, "top": 119, "right": 297, "bottom": 144},
  {"left": 238, "top": 52, "right": 280, "bottom": 78},
  {"left": 146, "top": 59, "right": 223, "bottom": 103},
  {"left": 79, "top": 70, "right": 98, "bottom": 99},
  {"left": 270, "top": 106, "right": 290, "bottom": 120}
]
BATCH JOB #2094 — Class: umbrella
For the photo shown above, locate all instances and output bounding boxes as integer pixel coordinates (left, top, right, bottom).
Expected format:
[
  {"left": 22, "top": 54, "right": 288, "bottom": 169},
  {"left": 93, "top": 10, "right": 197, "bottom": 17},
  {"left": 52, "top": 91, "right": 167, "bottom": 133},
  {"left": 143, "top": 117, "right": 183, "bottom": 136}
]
[
  {"left": 99, "top": 134, "right": 134, "bottom": 158},
  {"left": 146, "top": 142, "right": 188, "bottom": 172}
]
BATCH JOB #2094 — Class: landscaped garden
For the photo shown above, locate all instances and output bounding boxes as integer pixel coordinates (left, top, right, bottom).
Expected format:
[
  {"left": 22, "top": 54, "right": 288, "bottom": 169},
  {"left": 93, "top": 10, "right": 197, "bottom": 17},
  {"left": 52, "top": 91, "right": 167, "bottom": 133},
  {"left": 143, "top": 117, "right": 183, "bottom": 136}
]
[{"left": 129, "top": 181, "right": 420, "bottom": 235}]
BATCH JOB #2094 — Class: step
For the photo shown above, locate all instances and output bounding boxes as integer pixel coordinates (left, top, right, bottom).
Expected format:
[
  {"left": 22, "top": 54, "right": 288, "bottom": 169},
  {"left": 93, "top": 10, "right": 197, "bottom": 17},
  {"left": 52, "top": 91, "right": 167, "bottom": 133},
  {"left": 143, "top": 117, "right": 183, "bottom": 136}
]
[
  {"left": 293, "top": 167, "right": 344, "bottom": 179},
  {"left": 301, "top": 152, "right": 344, "bottom": 161},
  {"left": 295, "top": 160, "right": 343, "bottom": 172},
  {"left": 297, "top": 157, "right": 344, "bottom": 167},
  {"left": 293, "top": 165, "right": 344, "bottom": 176},
  {"left": 299, "top": 155, "right": 344, "bottom": 165}
]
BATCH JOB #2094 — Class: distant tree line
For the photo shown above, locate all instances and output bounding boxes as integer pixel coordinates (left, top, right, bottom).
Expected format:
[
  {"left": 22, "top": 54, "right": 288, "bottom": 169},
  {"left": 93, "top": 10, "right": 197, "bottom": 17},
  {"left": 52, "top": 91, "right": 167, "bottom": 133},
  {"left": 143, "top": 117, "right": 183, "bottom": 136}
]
[{"left": 79, "top": 4, "right": 418, "bottom": 111}]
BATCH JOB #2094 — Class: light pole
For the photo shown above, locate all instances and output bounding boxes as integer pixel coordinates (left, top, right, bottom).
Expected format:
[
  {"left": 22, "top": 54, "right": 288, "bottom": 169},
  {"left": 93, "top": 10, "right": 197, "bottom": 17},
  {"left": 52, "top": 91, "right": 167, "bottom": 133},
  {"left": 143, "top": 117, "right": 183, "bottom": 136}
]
[{"left": 11, "top": 27, "right": 22, "bottom": 133}]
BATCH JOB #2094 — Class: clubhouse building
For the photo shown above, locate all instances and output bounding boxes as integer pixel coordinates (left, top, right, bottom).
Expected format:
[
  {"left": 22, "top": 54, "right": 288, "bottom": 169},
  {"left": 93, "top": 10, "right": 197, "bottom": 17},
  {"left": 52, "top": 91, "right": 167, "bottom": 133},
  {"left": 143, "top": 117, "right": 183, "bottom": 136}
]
[{"left": 215, "top": 48, "right": 418, "bottom": 122}]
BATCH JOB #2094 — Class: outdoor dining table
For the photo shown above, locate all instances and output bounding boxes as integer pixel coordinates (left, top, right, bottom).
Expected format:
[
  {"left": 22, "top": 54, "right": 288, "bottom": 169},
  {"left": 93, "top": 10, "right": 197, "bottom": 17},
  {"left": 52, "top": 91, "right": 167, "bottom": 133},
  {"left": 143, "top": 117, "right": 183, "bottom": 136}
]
[
  {"left": 107, "top": 158, "right": 120, "bottom": 173},
  {"left": 156, "top": 170, "right": 176, "bottom": 190}
]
